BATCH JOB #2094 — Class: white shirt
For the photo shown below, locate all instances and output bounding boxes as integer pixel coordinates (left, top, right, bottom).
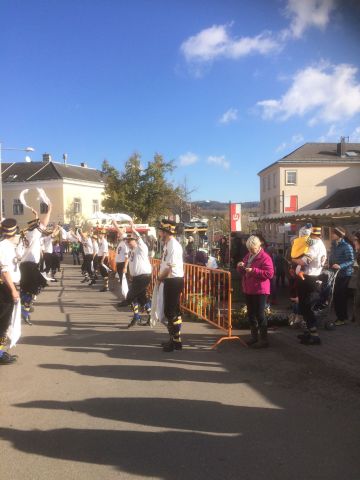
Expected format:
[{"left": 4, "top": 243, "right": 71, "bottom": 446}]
[
  {"left": 42, "top": 235, "right": 53, "bottom": 254},
  {"left": 98, "top": 238, "right": 109, "bottom": 257},
  {"left": 0, "top": 239, "right": 21, "bottom": 284},
  {"left": 160, "top": 237, "right": 184, "bottom": 278},
  {"left": 128, "top": 237, "right": 151, "bottom": 277},
  {"left": 21, "top": 227, "right": 43, "bottom": 264},
  {"left": 92, "top": 238, "right": 99, "bottom": 255},
  {"left": 305, "top": 238, "right": 327, "bottom": 276},
  {"left": 82, "top": 237, "right": 94, "bottom": 255},
  {"left": 115, "top": 240, "right": 129, "bottom": 263}
]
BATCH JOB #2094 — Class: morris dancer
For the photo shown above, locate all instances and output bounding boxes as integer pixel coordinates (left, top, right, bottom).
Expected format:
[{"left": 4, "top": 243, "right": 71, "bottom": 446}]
[
  {"left": 120, "top": 222, "right": 152, "bottom": 328},
  {"left": 78, "top": 229, "right": 94, "bottom": 284},
  {"left": 98, "top": 229, "right": 110, "bottom": 292},
  {"left": 112, "top": 219, "right": 129, "bottom": 300},
  {"left": 157, "top": 219, "right": 184, "bottom": 352},
  {"left": 89, "top": 232, "right": 99, "bottom": 285},
  {"left": 0, "top": 219, "right": 21, "bottom": 365},
  {"left": 19, "top": 204, "right": 52, "bottom": 325}
]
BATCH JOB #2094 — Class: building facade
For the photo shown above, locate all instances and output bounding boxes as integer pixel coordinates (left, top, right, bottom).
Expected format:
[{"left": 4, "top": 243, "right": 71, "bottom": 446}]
[
  {"left": 1, "top": 156, "right": 105, "bottom": 226},
  {"left": 257, "top": 141, "right": 360, "bottom": 247}
]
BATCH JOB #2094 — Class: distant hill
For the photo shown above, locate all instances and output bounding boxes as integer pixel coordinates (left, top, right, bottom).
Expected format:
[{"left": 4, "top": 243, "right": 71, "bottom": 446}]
[{"left": 193, "top": 200, "right": 260, "bottom": 212}]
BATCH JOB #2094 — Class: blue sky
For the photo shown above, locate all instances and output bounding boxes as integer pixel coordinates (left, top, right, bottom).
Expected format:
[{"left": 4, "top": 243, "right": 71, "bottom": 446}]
[{"left": 1, "top": 0, "right": 360, "bottom": 202}]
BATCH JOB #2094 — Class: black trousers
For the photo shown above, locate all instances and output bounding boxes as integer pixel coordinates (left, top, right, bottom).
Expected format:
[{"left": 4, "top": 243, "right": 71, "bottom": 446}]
[
  {"left": 296, "top": 275, "right": 318, "bottom": 330},
  {"left": 116, "top": 262, "right": 129, "bottom": 286},
  {"left": 163, "top": 277, "right": 184, "bottom": 321},
  {"left": 83, "top": 254, "right": 93, "bottom": 277},
  {"left": 126, "top": 274, "right": 151, "bottom": 307},
  {"left": 245, "top": 294, "right": 267, "bottom": 329},
  {"left": 163, "top": 277, "right": 184, "bottom": 342},
  {"left": 43, "top": 252, "right": 53, "bottom": 274},
  {"left": 333, "top": 275, "right": 351, "bottom": 321},
  {"left": 0, "top": 284, "right": 14, "bottom": 343}
]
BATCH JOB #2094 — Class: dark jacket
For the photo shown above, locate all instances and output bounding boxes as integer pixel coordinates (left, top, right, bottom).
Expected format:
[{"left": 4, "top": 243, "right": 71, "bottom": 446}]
[{"left": 329, "top": 239, "right": 354, "bottom": 277}]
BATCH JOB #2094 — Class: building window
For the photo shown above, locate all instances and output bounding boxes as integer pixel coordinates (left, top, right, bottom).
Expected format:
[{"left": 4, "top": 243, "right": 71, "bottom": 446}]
[
  {"left": 262, "top": 200, "right": 266, "bottom": 213},
  {"left": 267, "top": 175, "right": 270, "bottom": 190},
  {"left": 273, "top": 172, "right": 276, "bottom": 188},
  {"left": 262, "top": 177, "right": 266, "bottom": 192},
  {"left": 267, "top": 198, "right": 271, "bottom": 212},
  {"left": 40, "top": 202, "right": 48, "bottom": 214},
  {"left": 285, "top": 170, "right": 297, "bottom": 185},
  {"left": 92, "top": 199, "right": 99, "bottom": 214},
  {"left": 73, "top": 198, "right": 81, "bottom": 214},
  {"left": 13, "top": 199, "right": 24, "bottom": 216}
]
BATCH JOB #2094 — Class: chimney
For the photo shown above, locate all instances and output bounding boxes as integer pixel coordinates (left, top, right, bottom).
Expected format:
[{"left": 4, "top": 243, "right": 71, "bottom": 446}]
[
  {"left": 63, "top": 153, "right": 68, "bottom": 165},
  {"left": 80, "top": 162, "right": 87, "bottom": 168},
  {"left": 336, "top": 136, "right": 346, "bottom": 157},
  {"left": 42, "top": 153, "right": 52, "bottom": 163}
]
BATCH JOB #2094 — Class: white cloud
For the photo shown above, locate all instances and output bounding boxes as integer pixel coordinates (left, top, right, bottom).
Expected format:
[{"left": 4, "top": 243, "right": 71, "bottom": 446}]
[
  {"left": 219, "top": 108, "right": 238, "bottom": 124},
  {"left": 181, "top": 24, "right": 279, "bottom": 64},
  {"left": 257, "top": 63, "right": 360, "bottom": 124},
  {"left": 207, "top": 155, "right": 230, "bottom": 169},
  {"left": 178, "top": 152, "right": 199, "bottom": 167},
  {"left": 282, "top": 0, "right": 336, "bottom": 39}
]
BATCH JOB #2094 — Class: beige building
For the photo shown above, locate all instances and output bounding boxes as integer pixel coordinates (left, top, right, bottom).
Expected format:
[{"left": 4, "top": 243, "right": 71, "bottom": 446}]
[
  {"left": 257, "top": 141, "right": 360, "bottom": 247},
  {"left": 1, "top": 155, "right": 105, "bottom": 226}
]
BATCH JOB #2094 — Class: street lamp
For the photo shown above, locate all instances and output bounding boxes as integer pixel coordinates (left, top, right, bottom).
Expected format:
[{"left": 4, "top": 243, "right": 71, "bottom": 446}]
[{"left": 0, "top": 144, "right": 35, "bottom": 220}]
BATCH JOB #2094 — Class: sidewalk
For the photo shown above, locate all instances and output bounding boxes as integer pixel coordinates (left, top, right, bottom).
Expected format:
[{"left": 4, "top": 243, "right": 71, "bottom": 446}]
[{"left": 1, "top": 262, "right": 360, "bottom": 480}]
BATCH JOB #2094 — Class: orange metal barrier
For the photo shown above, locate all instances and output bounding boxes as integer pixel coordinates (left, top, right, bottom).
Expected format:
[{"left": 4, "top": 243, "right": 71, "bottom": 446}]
[{"left": 150, "top": 258, "right": 246, "bottom": 349}]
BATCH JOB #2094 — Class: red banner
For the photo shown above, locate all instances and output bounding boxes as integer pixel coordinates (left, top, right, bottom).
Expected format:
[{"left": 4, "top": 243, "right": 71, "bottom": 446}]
[
  {"left": 284, "top": 195, "right": 298, "bottom": 212},
  {"left": 230, "top": 203, "right": 242, "bottom": 232}
]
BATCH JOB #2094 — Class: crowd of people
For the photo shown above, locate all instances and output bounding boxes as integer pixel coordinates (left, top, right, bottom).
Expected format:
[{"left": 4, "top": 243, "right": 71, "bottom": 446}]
[
  {"left": 0, "top": 211, "right": 187, "bottom": 365},
  {"left": 1, "top": 207, "right": 359, "bottom": 365},
  {"left": 237, "top": 225, "right": 360, "bottom": 348}
]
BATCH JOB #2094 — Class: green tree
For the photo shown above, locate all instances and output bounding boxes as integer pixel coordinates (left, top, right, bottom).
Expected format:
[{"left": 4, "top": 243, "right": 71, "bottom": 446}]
[{"left": 101, "top": 153, "right": 184, "bottom": 223}]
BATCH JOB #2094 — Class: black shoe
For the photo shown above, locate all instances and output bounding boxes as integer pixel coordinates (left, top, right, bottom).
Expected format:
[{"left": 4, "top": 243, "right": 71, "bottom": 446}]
[
  {"left": 163, "top": 341, "right": 182, "bottom": 352},
  {"left": 127, "top": 318, "right": 138, "bottom": 328},
  {"left": 246, "top": 337, "right": 258, "bottom": 346},
  {"left": 99, "top": 287, "right": 109, "bottom": 292},
  {"left": 81, "top": 277, "right": 89, "bottom": 283},
  {"left": 0, "top": 352, "right": 17, "bottom": 365},
  {"left": 89, "top": 279, "right": 96, "bottom": 286}
]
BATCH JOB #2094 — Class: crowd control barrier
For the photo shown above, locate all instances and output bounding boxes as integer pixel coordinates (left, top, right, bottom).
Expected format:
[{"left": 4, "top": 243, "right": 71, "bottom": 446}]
[{"left": 150, "top": 258, "right": 246, "bottom": 349}]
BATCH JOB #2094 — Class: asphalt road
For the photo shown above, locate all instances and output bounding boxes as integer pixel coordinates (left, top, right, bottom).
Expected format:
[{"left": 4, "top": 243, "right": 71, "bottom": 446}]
[{"left": 1, "top": 263, "right": 360, "bottom": 480}]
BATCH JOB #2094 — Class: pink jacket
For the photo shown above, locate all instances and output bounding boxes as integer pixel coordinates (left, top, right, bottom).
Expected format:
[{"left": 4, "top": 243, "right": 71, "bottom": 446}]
[{"left": 237, "top": 248, "right": 274, "bottom": 295}]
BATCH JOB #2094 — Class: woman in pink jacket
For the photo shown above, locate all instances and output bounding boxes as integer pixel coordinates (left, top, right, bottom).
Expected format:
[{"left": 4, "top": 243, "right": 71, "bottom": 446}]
[{"left": 237, "top": 235, "right": 274, "bottom": 348}]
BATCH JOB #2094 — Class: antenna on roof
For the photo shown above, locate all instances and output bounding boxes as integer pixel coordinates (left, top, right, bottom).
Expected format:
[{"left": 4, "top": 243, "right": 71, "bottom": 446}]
[{"left": 63, "top": 153, "right": 68, "bottom": 165}]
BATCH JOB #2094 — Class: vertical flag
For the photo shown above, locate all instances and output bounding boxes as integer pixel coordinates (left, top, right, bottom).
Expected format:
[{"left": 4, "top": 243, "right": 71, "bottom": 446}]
[
  {"left": 284, "top": 195, "right": 298, "bottom": 212},
  {"left": 230, "top": 203, "right": 242, "bottom": 232}
]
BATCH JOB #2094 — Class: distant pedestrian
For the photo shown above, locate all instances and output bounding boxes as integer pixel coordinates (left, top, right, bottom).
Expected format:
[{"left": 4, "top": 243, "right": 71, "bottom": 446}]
[{"left": 329, "top": 226, "right": 354, "bottom": 326}]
